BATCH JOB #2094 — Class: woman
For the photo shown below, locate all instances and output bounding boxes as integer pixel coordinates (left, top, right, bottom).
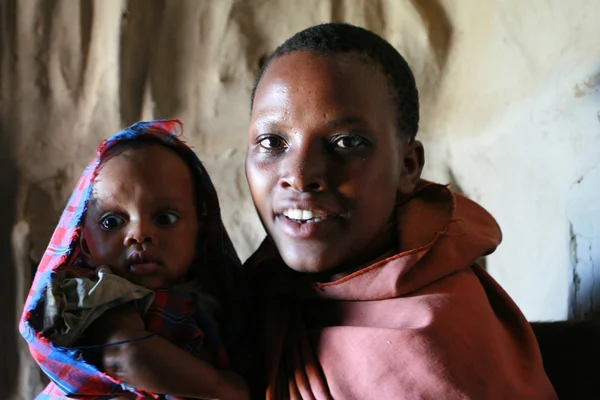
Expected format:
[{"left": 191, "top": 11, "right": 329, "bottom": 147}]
[{"left": 243, "top": 22, "right": 556, "bottom": 399}]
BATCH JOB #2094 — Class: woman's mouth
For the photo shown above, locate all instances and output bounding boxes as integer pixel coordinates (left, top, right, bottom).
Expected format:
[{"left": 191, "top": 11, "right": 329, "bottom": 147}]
[
  {"left": 282, "top": 208, "right": 330, "bottom": 223},
  {"left": 277, "top": 208, "right": 349, "bottom": 238}
]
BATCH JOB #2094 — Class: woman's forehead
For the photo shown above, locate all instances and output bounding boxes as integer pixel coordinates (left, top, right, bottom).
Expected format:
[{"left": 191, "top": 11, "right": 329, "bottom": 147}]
[
  {"left": 251, "top": 52, "right": 394, "bottom": 128},
  {"left": 257, "top": 52, "right": 382, "bottom": 94}
]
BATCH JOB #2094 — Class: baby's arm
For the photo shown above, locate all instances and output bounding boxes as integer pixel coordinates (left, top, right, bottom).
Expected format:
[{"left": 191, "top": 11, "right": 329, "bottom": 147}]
[{"left": 87, "top": 303, "right": 248, "bottom": 400}]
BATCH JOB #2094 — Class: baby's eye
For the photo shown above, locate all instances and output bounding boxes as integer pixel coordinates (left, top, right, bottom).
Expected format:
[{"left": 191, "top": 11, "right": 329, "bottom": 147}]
[
  {"left": 258, "top": 136, "right": 286, "bottom": 150},
  {"left": 99, "top": 215, "right": 125, "bottom": 231},
  {"left": 333, "top": 135, "right": 366, "bottom": 149},
  {"left": 155, "top": 212, "right": 179, "bottom": 226}
]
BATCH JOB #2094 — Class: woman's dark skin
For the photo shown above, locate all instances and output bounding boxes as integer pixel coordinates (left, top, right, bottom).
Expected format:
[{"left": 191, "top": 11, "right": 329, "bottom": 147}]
[{"left": 246, "top": 51, "right": 424, "bottom": 279}]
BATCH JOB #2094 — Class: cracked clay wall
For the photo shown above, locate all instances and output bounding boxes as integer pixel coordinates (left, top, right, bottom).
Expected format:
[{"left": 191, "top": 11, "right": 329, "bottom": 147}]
[{"left": 1, "top": 1, "right": 599, "bottom": 397}]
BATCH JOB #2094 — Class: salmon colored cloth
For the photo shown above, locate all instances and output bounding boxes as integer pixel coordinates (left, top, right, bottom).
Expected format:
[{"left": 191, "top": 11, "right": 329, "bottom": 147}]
[{"left": 247, "top": 181, "right": 557, "bottom": 400}]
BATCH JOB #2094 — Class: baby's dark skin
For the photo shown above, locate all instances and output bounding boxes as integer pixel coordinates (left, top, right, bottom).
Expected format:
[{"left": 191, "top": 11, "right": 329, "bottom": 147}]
[
  {"left": 90, "top": 304, "right": 247, "bottom": 400},
  {"left": 81, "top": 144, "right": 248, "bottom": 400}
]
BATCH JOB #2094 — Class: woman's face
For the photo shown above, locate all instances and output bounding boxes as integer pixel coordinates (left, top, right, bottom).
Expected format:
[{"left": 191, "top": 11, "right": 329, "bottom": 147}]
[{"left": 246, "top": 51, "right": 423, "bottom": 275}]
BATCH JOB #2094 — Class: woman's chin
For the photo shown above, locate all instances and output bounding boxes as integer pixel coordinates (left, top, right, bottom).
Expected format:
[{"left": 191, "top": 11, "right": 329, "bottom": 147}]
[{"left": 280, "top": 249, "right": 348, "bottom": 278}]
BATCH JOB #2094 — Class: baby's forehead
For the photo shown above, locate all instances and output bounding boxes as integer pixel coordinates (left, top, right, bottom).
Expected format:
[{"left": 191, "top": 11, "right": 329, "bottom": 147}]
[
  {"left": 87, "top": 176, "right": 198, "bottom": 214},
  {"left": 90, "top": 142, "right": 199, "bottom": 204},
  {"left": 97, "top": 142, "right": 193, "bottom": 177},
  {"left": 101, "top": 140, "right": 173, "bottom": 162}
]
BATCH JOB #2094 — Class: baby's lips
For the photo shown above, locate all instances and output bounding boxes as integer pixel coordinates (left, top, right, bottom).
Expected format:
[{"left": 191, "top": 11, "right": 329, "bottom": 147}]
[{"left": 129, "top": 262, "right": 160, "bottom": 275}]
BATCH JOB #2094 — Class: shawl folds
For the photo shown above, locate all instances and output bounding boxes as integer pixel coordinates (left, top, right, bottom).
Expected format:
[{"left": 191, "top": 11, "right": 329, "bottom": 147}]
[{"left": 247, "top": 181, "right": 557, "bottom": 399}]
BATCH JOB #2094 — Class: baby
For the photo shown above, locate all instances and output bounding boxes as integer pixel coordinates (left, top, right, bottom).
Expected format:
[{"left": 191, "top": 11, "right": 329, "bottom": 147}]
[{"left": 20, "top": 120, "right": 248, "bottom": 399}]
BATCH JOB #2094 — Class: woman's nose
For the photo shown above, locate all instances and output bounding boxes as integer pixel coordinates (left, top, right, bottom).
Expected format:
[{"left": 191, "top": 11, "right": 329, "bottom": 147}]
[{"left": 278, "top": 142, "right": 327, "bottom": 193}]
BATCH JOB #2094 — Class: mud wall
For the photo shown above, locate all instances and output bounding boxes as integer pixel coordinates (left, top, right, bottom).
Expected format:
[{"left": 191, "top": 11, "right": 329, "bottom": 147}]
[{"left": 1, "top": 1, "right": 599, "bottom": 397}]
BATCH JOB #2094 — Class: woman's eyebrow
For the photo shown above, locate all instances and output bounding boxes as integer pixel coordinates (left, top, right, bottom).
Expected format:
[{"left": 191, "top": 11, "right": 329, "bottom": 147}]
[
  {"left": 325, "top": 116, "right": 369, "bottom": 128},
  {"left": 252, "top": 115, "right": 371, "bottom": 132},
  {"left": 253, "top": 114, "right": 283, "bottom": 129}
]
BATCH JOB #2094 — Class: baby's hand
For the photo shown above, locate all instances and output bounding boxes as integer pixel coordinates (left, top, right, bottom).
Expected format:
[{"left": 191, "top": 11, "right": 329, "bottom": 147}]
[
  {"left": 89, "top": 303, "right": 146, "bottom": 346},
  {"left": 87, "top": 301, "right": 249, "bottom": 400}
]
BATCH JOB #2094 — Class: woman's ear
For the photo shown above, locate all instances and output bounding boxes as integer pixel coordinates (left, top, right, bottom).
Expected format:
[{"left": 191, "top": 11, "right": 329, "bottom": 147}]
[{"left": 397, "top": 139, "right": 425, "bottom": 195}]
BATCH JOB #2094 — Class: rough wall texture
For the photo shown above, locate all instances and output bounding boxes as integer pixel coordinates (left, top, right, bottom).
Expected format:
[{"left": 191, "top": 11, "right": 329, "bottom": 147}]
[{"left": 1, "top": 0, "right": 599, "bottom": 398}]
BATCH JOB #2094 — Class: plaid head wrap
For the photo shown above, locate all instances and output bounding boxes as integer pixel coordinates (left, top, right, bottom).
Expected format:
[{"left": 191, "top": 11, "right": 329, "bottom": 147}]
[{"left": 19, "top": 120, "right": 246, "bottom": 399}]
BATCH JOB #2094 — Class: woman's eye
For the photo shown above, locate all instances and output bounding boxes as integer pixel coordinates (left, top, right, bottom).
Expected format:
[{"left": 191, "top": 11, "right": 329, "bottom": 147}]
[
  {"left": 155, "top": 212, "right": 179, "bottom": 226},
  {"left": 333, "top": 136, "right": 366, "bottom": 149},
  {"left": 258, "top": 136, "right": 286, "bottom": 150},
  {"left": 99, "top": 215, "right": 125, "bottom": 231}
]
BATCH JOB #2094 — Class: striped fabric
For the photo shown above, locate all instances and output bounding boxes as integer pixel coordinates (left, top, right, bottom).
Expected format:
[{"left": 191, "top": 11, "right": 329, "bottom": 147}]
[{"left": 19, "top": 120, "right": 245, "bottom": 399}]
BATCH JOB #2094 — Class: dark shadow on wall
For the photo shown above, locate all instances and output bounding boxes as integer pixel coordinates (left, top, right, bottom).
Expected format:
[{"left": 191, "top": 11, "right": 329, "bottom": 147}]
[
  {"left": 0, "top": 130, "right": 20, "bottom": 398},
  {"left": 0, "top": 131, "right": 19, "bottom": 398},
  {"left": 532, "top": 320, "right": 600, "bottom": 399},
  {"left": 568, "top": 67, "right": 600, "bottom": 321},
  {"left": 119, "top": 0, "right": 166, "bottom": 126},
  {"left": 0, "top": 0, "right": 21, "bottom": 396},
  {"left": 410, "top": 0, "right": 452, "bottom": 71}
]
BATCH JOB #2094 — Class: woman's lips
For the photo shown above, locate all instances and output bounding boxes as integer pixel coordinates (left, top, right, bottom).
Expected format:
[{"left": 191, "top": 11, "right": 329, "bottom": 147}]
[
  {"left": 274, "top": 199, "right": 349, "bottom": 239},
  {"left": 282, "top": 208, "right": 328, "bottom": 222},
  {"left": 276, "top": 213, "right": 344, "bottom": 239}
]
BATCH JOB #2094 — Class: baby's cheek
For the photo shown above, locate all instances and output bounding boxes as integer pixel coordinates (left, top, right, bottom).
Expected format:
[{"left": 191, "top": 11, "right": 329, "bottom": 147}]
[
  {"left": 87, "top": 233, "right": 122, "bottom": 268},
  {"left": 92, "top": 241, "right": 116, "bottom": 263}
]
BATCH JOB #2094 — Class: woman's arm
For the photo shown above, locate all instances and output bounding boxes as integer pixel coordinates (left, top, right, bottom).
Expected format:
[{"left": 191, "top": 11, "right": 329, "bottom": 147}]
[{"left": 88, "top": 303, "right": 248, "bottom": 400}]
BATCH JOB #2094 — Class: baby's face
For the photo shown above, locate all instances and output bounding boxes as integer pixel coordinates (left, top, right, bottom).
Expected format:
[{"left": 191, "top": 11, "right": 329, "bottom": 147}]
[{"left": 81, "top": 144, "right": 198, "bottom": 290}]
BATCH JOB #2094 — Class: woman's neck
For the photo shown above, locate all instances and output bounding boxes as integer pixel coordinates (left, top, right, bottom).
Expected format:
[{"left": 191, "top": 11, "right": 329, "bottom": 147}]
[{"left": 309, "top": 220, "right": 397, "bottom": 283}]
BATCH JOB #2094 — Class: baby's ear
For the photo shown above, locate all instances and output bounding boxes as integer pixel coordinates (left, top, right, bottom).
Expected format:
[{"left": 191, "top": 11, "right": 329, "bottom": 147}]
[{"left": 79, "top": 229, "right": 93, "bottom": 263}]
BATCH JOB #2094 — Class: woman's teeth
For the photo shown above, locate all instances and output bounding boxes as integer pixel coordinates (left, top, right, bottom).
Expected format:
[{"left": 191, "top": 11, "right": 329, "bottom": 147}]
[{"left": 283, "top": 209, "right": 328, "bottom": 223}]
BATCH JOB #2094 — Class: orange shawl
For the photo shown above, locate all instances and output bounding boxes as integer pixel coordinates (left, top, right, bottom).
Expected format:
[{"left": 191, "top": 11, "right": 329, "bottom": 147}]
[{"left": 247, "top": 181, "right": 557, "bottom": 399}]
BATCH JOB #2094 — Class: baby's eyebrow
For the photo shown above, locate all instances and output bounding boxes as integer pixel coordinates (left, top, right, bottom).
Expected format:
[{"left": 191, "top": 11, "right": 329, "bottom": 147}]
[
  {"left": 87, "top": 196, "right": 187, "bottom": 207},
  {"left": 85, "top": 197, "right": 105, "bottom": 211},
  {"left": 86, "top": 196, "right": 100, "bottom": 205},
  {"left": 145, "top": 195, "right": 190, "bottom": 208},
  {"left": 86, "top": 193, "right": 114, "bottom": 207}
]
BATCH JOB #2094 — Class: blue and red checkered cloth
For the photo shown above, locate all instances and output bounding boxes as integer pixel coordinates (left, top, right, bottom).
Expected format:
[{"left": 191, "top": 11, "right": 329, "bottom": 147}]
[{"left": 19, "top": 120, "right": 246, "bottom": 399}]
